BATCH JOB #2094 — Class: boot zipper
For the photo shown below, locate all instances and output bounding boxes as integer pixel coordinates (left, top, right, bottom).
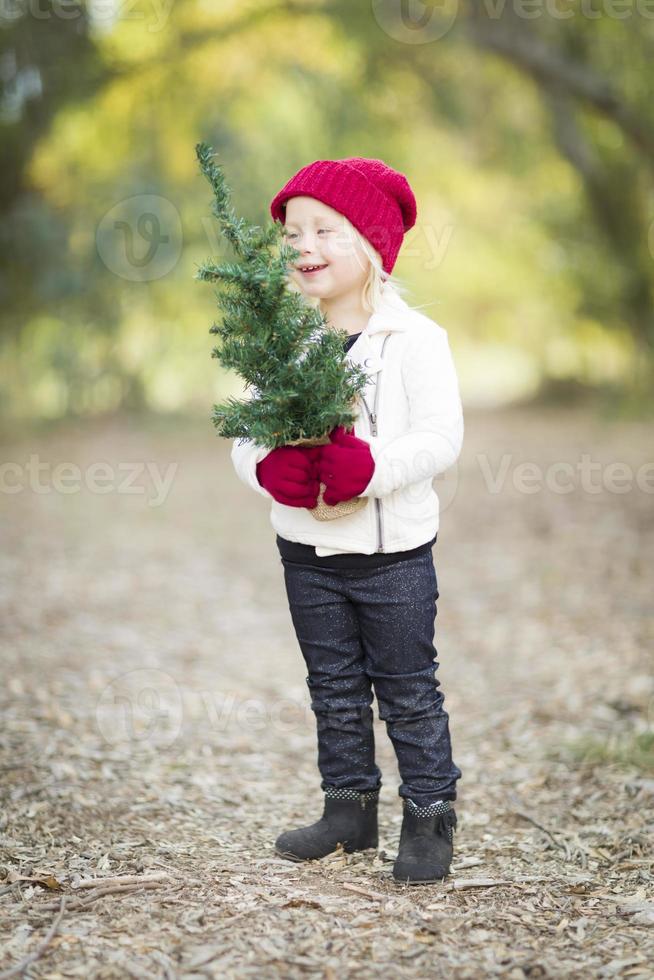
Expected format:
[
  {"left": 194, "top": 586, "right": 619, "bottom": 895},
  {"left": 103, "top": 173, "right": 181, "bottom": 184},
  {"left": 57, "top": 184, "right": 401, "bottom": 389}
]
[{"left": 358, "top": 334, "right": 391, "bottom": 553}]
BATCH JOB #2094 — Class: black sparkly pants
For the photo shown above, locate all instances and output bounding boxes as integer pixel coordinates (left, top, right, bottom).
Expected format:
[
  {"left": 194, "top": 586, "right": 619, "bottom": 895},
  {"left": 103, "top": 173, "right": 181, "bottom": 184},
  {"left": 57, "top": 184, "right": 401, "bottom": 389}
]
[{"left": 281, "top": 549, "right": 462, "bottom": 806}]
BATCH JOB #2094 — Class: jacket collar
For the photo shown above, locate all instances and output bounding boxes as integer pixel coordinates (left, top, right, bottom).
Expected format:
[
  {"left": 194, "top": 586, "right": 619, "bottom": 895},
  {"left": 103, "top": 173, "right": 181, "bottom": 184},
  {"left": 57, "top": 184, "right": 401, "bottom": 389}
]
[
  {"left": 365, "top": 290, "right": 411, "bottom": 336},
  {"left": 343, "top": 291, "right": 412, "bottom": 376}
]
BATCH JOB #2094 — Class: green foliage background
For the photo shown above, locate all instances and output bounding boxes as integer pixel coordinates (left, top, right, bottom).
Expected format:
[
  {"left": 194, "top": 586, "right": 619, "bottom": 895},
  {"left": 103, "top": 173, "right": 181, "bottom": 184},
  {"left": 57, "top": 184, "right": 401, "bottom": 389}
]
[{"left": 1, "top": 0, "right": 653, "bottom": 423}]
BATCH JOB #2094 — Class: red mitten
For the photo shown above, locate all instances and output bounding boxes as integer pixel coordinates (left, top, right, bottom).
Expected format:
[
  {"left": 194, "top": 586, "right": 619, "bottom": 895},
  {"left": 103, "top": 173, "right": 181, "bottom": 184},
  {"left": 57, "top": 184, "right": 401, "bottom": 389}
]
[
  {"left": 318, "top": 425, "right": 375, "bottom": 505},
  {"left": 256, "top": 445, "right": 322, "bottom": 507}
]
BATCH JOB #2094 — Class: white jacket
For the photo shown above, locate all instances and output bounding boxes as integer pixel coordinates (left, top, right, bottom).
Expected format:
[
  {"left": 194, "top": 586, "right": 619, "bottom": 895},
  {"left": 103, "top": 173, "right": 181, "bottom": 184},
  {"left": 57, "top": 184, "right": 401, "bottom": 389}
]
[{"left": 230, "top": 290, "right": 464, "bottom": 556}]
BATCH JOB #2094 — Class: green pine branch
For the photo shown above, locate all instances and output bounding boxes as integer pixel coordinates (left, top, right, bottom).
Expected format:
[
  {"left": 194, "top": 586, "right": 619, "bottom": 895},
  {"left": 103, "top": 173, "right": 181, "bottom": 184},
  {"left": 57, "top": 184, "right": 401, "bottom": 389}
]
[{"left": 194, "top": 141, "right": 369, "bottom": 448}]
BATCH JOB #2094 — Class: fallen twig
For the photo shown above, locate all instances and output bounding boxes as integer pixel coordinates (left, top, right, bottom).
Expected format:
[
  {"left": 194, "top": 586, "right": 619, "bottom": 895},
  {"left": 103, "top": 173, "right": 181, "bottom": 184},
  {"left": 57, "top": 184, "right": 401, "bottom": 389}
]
[
  {"left": 513, "top": 810, "right": 566, "bottom": 849},
  {"left": 0, "top": 883, "right": 22, "bottom": 898},
  {"left": 447, "top": 878, "right": 523, "bottom": 890},
  {"left": 77, "top": 881, "right": 167, "bottom": 905},
  {"left": 72, "top": 871, "right": 170, "bottom": 889},
  {"left": 0, "top": 895, "right": 67, "bottom": 980},
  {"left": 341, "top": 882, "right": 387, "bottom": 902},
  {"left": 38, "top": 880, "right": 168, "bottom": 912}
]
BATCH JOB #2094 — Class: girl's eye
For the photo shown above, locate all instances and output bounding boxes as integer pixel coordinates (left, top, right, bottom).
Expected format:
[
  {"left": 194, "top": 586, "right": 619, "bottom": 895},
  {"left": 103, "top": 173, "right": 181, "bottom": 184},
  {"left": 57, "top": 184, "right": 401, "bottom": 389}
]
[{"left": 284, "top": 229, "right": 331, "bottom": 239}]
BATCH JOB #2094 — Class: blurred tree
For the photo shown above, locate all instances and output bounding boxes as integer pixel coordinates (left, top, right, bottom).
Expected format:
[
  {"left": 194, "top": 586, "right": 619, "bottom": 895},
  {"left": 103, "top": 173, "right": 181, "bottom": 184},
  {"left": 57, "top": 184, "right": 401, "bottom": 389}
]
[
  {"left": 0, "top": 0, "right": 110, "bottom": 422},
  {"left": 2, "top": 0, "right": 652, "bottom": 419},
  {"left": 257, "top": 0, "right": 654, "bottom": 396},
  {"left": 464, "top": 2, "right": 654, "bottom": 397},
  {"left": 0, "top": 1, "right": 103, "bottom": 212}
]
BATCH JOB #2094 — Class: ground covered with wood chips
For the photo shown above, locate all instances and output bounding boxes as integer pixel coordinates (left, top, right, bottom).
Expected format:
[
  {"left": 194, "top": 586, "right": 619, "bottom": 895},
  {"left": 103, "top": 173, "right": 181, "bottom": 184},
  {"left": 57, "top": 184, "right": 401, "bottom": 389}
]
[{"left": 1, "top": 403, "right": 652, "bottom": 979}]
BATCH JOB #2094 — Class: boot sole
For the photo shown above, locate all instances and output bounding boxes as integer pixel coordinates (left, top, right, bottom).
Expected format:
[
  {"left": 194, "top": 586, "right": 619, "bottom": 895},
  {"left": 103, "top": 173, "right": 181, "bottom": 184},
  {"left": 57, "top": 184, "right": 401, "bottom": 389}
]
[
  {"left": 392, "top": 864, "right": 451, "bottom": 885},
  {"left": 392, "top": 874, "right": 448, "bottom": 885},
  {"left": 274, "top": 847, "right": 306, "bottom": 863}
]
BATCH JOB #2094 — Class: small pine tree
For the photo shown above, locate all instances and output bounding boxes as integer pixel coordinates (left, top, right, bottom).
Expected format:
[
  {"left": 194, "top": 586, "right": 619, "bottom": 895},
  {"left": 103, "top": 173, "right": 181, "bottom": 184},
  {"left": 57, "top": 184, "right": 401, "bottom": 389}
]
[{"left": 194, "top": 142, "right": 369, "bottom": 449}]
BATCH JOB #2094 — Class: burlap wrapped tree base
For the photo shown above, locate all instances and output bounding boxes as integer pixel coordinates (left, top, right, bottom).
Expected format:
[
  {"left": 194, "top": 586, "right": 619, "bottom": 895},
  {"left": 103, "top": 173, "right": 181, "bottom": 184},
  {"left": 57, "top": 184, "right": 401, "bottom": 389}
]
[{"left": 286, "top": 434, "right": 368, "bottom": 523}]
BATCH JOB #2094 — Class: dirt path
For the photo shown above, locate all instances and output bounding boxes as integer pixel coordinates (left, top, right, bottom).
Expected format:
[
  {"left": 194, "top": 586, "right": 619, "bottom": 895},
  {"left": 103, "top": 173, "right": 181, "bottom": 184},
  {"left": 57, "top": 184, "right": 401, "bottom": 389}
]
[{"left": 1, "top": 405, "right": 652, "bottom": 978}]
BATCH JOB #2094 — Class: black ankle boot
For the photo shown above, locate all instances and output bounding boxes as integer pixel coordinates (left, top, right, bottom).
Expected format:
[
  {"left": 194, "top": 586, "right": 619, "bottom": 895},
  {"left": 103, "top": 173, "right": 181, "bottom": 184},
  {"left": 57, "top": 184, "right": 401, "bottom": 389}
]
[
  {"left": 392, "top": 798, "right": 457, "bottom": 885},
  {"left": 275, "top": 787, "right": 380, "bottom": 862}
]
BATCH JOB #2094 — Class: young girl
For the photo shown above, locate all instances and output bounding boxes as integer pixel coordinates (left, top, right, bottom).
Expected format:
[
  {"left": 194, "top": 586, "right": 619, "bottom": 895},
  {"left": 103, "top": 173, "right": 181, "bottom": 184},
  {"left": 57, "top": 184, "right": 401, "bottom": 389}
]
[{"left": 231, "top": 157, "right": 464, "bottom": 885}]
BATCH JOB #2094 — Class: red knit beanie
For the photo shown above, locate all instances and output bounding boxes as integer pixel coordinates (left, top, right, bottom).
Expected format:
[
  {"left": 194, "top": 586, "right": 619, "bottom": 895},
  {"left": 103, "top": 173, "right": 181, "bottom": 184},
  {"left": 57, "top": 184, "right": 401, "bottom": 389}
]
[{"left": 269, "top": 157, "right": 417, "bottom": 275}]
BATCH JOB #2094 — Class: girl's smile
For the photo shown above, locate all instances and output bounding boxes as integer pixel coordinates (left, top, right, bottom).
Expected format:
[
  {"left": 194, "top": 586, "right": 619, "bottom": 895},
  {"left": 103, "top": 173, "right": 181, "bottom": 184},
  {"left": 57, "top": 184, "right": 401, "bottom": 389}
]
[{"left": 297, "top": 263, "right": 329, "bottom": 277}]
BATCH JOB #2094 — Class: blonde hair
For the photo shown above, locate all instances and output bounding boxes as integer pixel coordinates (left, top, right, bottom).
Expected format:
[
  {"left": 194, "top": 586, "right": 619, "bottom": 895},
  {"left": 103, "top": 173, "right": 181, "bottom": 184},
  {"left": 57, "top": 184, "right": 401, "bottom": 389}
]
[{"left": 284, "top": 213, "right": 429, "bottom": 315}]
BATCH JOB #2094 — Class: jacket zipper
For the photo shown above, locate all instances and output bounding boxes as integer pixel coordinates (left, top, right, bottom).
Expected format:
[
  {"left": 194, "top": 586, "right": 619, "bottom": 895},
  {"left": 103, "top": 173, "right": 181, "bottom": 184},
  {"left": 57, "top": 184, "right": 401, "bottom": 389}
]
[{"left": 358, "top": 334, "right": 391, "bottom": 553}]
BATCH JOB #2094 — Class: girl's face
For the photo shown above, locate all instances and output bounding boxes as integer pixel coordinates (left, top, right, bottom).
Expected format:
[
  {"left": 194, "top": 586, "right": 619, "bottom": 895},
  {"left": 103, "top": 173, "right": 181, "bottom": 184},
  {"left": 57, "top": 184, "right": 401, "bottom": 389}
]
[{"left": 283, "top": 196, "right": 370, "bottom": 304}]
